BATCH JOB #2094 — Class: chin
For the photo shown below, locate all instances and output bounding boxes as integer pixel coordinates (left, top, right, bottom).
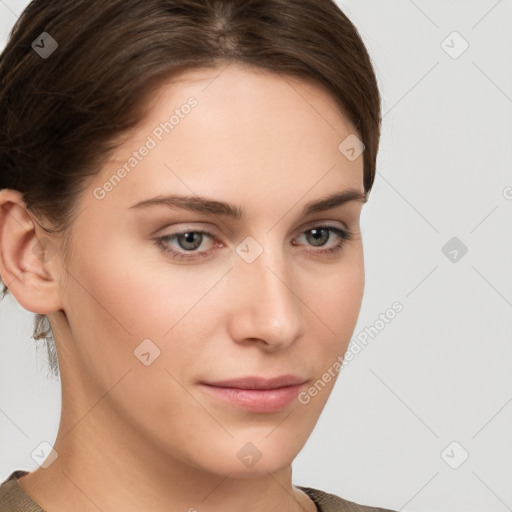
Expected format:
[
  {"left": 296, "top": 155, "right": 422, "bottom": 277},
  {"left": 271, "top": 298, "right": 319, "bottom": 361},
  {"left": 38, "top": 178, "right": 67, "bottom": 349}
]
[{"left": 181, "top": 429, "right": 309, "bottom": 478}]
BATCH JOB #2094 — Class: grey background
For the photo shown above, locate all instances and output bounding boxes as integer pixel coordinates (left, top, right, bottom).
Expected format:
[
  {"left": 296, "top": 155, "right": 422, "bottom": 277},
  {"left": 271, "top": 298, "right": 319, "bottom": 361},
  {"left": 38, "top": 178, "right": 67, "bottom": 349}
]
[{"left": 1, "top": 1, "right": 511, "bottom": 511}]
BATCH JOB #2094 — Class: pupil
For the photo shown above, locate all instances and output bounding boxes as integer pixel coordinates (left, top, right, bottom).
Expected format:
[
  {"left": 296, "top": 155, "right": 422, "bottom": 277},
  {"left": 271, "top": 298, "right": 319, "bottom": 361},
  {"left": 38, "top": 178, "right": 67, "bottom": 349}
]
[
  {"left": 309, "top": 228, "right": 328, "bottom": 246},
  {"left": 181, "top": 232, "right": 201, "bottom": 250}
]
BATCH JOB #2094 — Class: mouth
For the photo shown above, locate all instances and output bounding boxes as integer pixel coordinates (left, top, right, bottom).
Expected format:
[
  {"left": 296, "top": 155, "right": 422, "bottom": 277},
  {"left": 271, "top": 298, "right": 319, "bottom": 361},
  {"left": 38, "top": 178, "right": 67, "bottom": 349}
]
[{"left": 200, "top": 375, "right": 308, "bottom": 413}]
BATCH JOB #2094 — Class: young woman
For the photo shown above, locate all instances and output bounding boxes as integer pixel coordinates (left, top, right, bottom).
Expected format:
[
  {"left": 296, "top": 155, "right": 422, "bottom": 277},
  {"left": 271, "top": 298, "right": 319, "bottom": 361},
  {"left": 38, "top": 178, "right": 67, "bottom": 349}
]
[{"left": 0, "top": 1, "right": 394, "bottom": 511}]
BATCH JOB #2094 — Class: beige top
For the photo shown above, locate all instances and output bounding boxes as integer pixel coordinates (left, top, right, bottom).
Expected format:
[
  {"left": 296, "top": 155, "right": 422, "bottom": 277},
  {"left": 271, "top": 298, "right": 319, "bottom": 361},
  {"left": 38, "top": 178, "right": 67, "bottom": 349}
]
[{"left": 0, "top": 470, "right": 396, "bottom": 512}]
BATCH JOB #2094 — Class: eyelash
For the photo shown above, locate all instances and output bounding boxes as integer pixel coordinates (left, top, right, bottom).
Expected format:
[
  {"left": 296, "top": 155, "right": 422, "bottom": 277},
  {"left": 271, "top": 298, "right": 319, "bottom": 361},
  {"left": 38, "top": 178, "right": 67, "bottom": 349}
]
[{"left": 154, "top": 225, "right": 353, "bottom": 262}]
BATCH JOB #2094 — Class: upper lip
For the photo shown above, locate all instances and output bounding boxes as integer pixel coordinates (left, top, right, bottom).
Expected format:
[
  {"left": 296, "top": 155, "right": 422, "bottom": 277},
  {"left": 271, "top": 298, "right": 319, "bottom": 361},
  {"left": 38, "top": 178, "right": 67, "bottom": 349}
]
[{"left": 202, "top": 375, "right": 308, "bottom": 390}]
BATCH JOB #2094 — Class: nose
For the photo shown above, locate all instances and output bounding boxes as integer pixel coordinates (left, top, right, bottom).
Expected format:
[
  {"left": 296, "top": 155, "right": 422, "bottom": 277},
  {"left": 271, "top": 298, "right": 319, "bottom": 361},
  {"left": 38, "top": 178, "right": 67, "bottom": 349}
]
[{"left": 225, "top": 241, "right": 306, "bottom": 351}]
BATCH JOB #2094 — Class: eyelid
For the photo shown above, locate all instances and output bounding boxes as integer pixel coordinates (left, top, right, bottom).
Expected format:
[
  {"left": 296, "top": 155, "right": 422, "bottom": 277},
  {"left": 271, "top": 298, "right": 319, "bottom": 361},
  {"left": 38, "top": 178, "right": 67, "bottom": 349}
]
[
  {"left": 151, "top": 221, "right": 217, "bottom": 242},
  {"left": 298, "top": 218, "right": 349, "bottom": 233}
]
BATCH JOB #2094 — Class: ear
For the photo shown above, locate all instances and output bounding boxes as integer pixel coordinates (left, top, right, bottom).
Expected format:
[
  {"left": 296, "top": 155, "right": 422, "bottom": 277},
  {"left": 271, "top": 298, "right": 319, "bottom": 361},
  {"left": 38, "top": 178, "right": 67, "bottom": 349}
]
[{"left": 0, "top": 189, "right": 63, "bottom": 314}]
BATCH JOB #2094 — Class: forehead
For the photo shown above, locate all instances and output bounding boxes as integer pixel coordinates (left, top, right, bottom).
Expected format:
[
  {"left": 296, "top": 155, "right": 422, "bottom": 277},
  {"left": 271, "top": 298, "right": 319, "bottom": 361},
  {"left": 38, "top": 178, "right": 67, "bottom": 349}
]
[
  {"left": 122, "top": 62, "right": 358, "bottom": 153},
  {"left": 86, "top": 62, "right": 364, "bottom": 217}
]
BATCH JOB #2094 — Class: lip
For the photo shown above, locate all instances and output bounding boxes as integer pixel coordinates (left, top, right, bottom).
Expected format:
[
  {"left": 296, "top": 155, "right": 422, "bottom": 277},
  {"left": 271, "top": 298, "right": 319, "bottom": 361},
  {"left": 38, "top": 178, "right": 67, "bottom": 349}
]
[{"left": 200, "top": 375, "right": 308, "bottom": 413}]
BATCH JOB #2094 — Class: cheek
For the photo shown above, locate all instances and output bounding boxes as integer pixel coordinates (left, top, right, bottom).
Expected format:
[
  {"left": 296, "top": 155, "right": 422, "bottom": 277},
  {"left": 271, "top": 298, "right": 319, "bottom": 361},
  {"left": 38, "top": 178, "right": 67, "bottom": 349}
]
[
  {"left": 64, "top": 227, "right": 203, "bottom": 335},
  {"left": 61, "top": 235, "right": 220, "bottom": 379},
  {"left": 302, "top": 253, "right": 364, "bottom": 331},
  {"left": 297, "top": 251, "right": 364, "bottom": 372},
  {"left": 295, "top": 265, "right": 364, "bottom": 415}
]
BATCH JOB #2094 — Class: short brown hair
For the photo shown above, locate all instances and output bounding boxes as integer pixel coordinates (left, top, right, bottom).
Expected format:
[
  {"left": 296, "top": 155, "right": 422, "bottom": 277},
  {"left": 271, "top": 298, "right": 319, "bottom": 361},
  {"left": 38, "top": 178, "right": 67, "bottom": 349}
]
[{"left": 0, "top": 0, "right": 382, "bottom": 377}]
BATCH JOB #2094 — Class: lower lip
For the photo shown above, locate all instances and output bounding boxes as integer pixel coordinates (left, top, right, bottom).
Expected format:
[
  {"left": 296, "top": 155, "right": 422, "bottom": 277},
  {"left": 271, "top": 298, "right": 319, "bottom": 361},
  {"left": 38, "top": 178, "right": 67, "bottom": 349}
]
[{"left": 200, "top": 383, "right": 304, "bottom": 413}]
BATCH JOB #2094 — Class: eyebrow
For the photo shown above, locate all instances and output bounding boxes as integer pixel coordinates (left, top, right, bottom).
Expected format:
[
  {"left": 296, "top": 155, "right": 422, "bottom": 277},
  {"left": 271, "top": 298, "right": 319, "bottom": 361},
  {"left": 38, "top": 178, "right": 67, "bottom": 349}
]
[{"left": 128, "top": 188, "right": 367, "bottom": 219}]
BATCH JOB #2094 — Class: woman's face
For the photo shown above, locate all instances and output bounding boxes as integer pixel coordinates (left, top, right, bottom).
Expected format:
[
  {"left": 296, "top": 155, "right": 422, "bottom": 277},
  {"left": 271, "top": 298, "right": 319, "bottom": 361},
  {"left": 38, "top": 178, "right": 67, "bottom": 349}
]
[{"left": 50, "top": 62, "right": 366, "bottom": 477}]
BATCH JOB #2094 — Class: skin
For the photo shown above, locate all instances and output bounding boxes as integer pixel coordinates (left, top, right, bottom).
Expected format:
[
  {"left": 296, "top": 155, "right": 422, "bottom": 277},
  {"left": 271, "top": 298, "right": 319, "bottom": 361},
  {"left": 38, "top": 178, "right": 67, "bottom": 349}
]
[{"left": 0, "top": 62, "right": 366, "bottom": 512}]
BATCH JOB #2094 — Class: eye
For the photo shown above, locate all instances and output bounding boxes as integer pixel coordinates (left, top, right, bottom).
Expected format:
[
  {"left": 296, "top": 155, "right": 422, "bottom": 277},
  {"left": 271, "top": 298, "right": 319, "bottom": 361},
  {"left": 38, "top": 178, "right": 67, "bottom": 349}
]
[
  {"left": 154, "top": 229, "right": 218, "bottom": 261},
  {"left": 153, "top": 225, "right": 353, "bottom": 261},
  {"left": 293, "top": 225, "right": 353, "bottom": 256}
]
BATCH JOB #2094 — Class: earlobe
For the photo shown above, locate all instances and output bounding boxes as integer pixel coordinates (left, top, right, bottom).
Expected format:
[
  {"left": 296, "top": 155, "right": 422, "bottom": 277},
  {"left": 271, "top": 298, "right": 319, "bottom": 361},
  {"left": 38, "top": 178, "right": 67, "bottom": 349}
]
[{"left": 0, "top": 189, "right": 63, "bottom": 314}]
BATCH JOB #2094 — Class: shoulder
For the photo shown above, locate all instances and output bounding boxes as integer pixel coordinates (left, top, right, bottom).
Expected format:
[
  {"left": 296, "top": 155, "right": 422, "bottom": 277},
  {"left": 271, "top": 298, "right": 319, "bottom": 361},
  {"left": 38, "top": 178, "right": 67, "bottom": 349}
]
[
  {"left": 298, "top": 486, "right": 397, "bottom": 512},
  {"left": 0, "top": 471, "right": 46, "bottom": 512}
]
